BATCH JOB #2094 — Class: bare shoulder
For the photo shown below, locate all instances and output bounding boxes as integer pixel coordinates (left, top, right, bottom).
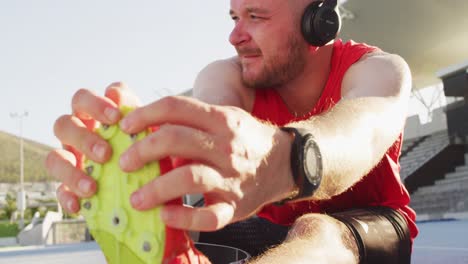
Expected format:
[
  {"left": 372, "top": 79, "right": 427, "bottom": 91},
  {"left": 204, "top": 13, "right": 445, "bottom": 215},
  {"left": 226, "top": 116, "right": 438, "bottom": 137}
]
[
  {"left": 341, "top": 51, "right": 412, "bottom": 99},
  {"left": 192, "top": 57, "right": 255, "bottom": 111}
]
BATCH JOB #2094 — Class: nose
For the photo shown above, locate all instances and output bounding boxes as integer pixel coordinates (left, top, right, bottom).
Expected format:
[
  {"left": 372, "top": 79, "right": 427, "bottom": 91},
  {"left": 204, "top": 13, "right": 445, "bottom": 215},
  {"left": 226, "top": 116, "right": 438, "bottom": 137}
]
[{"left": 229, "top": 21, "right": 250, "bottom": 46}]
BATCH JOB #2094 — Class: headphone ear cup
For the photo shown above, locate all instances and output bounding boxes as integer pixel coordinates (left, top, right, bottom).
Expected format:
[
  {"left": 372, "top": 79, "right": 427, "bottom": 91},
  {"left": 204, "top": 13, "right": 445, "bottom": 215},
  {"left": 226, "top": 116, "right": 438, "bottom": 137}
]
[
  {"left": 301, "top": 1, "right": 322, "bottom": 46},
  {"left": 301, "top": 1, "right": 341, "bottom": 47}
]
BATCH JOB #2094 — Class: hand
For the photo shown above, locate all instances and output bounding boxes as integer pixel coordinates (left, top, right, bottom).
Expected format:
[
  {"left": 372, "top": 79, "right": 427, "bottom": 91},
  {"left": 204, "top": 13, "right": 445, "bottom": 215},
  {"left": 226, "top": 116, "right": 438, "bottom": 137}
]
[
  {"left": 119, "top": 96, "right": 296, "bottom": 231},
  {"left": 45, "top": 82, "right": 140, "bottom": 214}
]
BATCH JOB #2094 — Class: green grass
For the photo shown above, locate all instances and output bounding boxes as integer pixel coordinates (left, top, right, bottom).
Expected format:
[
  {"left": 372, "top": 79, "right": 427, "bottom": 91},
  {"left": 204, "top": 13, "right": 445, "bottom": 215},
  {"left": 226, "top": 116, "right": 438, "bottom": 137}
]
[{"left": 0, "top": 222, "right": 19, "bottom": 237}]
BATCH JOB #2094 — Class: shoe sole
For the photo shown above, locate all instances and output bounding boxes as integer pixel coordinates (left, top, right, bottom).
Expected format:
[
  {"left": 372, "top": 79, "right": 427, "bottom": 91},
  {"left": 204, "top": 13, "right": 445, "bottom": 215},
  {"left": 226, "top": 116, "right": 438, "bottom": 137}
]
[{"left": 80, "top": 106, "right": 165, "bottom": 264}]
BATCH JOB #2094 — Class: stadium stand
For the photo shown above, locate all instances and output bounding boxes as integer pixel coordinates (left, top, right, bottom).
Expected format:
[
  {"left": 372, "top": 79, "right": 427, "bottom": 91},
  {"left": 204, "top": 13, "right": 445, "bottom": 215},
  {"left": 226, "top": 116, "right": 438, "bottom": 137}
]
[
  {"left": 402, "top": 62, "right": 468, "bottom": 221},
  {"left": 409, "top": 152, "right": 468, "bottom": 217}
]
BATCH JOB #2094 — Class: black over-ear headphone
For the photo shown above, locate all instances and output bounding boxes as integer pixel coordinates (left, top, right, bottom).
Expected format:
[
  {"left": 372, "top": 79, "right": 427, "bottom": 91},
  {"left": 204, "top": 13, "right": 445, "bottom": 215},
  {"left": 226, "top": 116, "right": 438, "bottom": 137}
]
[{"left": 301, "top": 0, "right": 341, "bottom": 46}]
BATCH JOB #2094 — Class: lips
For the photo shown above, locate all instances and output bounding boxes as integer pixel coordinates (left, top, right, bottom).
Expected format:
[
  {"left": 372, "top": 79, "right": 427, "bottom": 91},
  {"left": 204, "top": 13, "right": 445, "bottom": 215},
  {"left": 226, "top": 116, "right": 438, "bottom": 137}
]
[
  {"left": 236, "top": 47, "right": 262, "bottom": 60},
  {"left": 238, "top": 52, "right": 261, "bottom": 62},
  {"left": 242, "top": 54, "right": 260, "bottom": 58}
]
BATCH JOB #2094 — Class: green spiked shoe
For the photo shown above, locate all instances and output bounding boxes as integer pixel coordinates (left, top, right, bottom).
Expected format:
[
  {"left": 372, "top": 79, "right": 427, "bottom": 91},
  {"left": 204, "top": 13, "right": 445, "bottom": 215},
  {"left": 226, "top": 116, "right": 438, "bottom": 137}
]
[{"left": 80, "top": 106, "right": 210, "bottom": 264}]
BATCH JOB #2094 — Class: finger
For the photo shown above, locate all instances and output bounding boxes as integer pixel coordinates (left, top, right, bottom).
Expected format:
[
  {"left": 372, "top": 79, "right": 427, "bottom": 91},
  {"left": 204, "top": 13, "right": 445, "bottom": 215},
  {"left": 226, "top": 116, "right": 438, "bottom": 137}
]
[
  {"left": 62, "top": 144, "right": 85, "bottom": 170},
  {"left": 120, "top": 124, "right": 219, "bottom": 172},
  {"left": 56, "top": 184, "right": 81, "bottom": 213},
  {"left": 161, "top": 203, "right": 235, "bottom": 231},
  {"left": 54, "top": 115, "right": 111, "bottom": 163},
  {"left": 104, "top": 81, "right": 141, "bottom": 107},
  {"left": 45, "top": 149, "right": 97, "bottom": 198},
  {"left": 120, "top": 96, "right": 223, "bottom": 134},
  {"left": 71, "top": 88, "right": 121, "bottom": 125},
  {"left": 130, "top": 164, "right": 225, "bottom": 210}
]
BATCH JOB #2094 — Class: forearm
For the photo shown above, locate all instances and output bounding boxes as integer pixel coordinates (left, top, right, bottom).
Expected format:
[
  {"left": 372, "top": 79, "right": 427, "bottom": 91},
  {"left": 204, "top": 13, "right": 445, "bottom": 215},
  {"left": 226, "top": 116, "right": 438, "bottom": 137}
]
[
  {"left": 248, "top": 231, "right": 356, "bottom": 264},
  {"left": 248, "top": 239, "right": 326, "bottom": 264},
  {"left": 290, "top": 96, "right": 406, "bottom": 200}
]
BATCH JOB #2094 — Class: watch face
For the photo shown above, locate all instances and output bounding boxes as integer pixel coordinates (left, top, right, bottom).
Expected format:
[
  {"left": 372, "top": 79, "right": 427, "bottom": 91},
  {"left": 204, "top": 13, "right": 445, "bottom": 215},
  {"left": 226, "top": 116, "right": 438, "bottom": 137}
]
[{"left": 304, "top": 140, "right": 320, "bottom": 185}]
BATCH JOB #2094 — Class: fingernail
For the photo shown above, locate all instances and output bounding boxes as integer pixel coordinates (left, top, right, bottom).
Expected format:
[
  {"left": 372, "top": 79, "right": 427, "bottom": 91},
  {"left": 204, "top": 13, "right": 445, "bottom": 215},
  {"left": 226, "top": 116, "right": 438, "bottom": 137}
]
[
  {"left": 120, "top": 117, "right": 131, "bottom": 131},
  {"left": 92, "top": 142, "right": 107, "bottom": 159},
  {"left": 104, "top": 107, "right": 120, "bottom": 123},
  {"left": 78, "top": 179, "right": 92, "bottom": 194},
  {"left": 67, "top": 200, "right": 76, "bottom": 212},
  {"left": 119, "top": 152, "right": 129, "bottom": 169},
  {"left": 131, "top": 192, "right": 143, "bottom": 207}
]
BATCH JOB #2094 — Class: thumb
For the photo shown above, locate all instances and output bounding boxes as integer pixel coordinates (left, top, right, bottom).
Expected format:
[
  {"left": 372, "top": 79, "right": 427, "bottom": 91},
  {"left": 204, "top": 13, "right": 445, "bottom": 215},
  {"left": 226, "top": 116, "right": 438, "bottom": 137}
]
[{"left": 104, "top": 82, "right": 141, "bottom": 108}]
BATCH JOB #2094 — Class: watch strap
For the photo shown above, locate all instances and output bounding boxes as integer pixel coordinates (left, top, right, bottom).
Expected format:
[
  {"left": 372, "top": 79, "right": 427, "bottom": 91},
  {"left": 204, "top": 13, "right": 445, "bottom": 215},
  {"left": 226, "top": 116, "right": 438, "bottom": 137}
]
[{"left": 275, "top": 127, "right": 322, "bottom": 205}]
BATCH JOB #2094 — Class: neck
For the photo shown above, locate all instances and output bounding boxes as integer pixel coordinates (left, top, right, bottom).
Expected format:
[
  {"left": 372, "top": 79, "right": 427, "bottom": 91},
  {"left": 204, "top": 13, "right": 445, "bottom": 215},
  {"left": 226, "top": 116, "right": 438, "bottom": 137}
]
[{"left": 275, "top": 42, "right": 334, "bottom": 117}]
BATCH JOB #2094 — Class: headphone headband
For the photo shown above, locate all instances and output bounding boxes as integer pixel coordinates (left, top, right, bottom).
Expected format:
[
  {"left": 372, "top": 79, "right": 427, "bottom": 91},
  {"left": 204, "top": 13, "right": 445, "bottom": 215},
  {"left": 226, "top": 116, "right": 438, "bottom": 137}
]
[{"left": 323, "top": 0, "right": 337, "bottom": 8}]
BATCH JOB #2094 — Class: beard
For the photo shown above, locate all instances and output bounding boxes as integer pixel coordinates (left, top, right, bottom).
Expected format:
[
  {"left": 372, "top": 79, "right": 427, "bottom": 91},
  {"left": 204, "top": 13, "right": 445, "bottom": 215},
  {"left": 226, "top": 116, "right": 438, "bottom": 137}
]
[{"left": 237, "top": 33, "right": 308, "bottom": 89}]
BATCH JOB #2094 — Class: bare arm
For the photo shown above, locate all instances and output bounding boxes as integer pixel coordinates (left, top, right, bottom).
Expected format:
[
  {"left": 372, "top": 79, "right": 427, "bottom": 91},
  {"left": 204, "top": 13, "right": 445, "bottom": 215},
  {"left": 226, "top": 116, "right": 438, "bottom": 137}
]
[
  {"left": 179, "top": 52, "right": 412, "bottom": 205},
  {"left": 289, "top": 52, "right": 412, "bottom": 201},
  {"left": 115, "top": 51, "right": 411, "bottom": 233},
  {"left": 192, "top": 57, "right": 254, "bottom": 110}
]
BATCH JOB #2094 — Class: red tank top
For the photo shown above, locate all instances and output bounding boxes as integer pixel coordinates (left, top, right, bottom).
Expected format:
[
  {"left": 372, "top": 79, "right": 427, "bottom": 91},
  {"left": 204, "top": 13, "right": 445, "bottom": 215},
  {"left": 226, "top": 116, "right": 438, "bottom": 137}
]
[{"left": 253, "top": 39, "right": 418, "bottom": 242}]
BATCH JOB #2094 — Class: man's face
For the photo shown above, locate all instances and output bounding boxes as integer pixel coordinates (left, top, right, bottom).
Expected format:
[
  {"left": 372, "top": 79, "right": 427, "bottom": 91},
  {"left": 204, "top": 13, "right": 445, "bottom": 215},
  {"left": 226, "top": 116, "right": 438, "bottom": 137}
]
[{"left": 229, "top": 0, "right": 309, "bottom": 89}]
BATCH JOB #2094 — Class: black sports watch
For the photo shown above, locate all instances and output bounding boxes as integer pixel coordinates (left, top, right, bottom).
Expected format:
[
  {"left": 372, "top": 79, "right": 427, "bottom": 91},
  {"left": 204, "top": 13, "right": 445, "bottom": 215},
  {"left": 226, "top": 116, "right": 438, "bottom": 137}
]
[{"left": 276, "top": 127, "right": 323, "bottom": 205}]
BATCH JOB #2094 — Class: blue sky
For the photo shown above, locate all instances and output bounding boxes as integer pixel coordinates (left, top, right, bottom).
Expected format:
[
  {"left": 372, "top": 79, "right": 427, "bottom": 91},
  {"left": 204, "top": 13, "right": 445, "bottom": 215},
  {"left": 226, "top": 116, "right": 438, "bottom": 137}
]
[
  {"left": 0, "top": 1, "right": 235, "bottom": 147},
  {"left": 0, "top": 1, "right": 442, "bottom": 148}
]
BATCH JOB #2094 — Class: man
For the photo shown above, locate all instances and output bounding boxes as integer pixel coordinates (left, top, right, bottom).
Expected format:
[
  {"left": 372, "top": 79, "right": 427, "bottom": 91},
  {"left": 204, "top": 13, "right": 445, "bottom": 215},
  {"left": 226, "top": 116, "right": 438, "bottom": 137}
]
[{"left": 46, "top": 0, "right": 418, "bottom": 263}]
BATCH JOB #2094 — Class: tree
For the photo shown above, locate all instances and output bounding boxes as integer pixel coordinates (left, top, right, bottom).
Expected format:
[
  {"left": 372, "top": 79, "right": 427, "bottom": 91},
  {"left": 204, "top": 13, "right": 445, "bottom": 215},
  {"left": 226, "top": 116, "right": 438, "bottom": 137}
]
[{"left": 4, "top": 192, "right": 17, "bottom": 221}]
